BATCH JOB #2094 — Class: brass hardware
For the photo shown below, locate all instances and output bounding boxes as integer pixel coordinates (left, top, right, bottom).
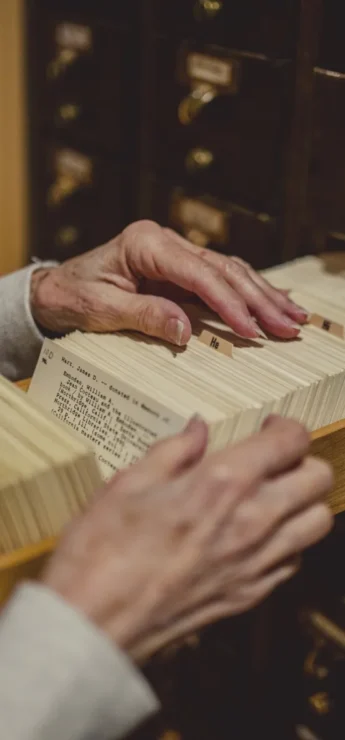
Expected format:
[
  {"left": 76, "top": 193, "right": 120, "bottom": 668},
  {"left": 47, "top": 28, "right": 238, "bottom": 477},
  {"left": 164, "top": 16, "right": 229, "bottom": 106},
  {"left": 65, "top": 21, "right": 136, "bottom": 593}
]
[
  {"left": 178, "top": 83, "right": 217, "bottom": 125},
  {"left": 55, "top": 226, "right": 80, "bottom": 247},
  {"left": 185, "top": 147, "right": 214, "bottom": 172},
  {"left": 47, "top": 48, "right": 78, "bottom": 80},
  {"left": 306, "top": 610, "right": 345, "bottom": 651},
  {"left": 159, "top": 732, "right": 181, "bottom": 740},
  {"left": 58, "top": 104, "right": 81, "bottom": 122},
  {"left": 304, "top": 642, "right": 329, "bottom": 680},
  {"left": 195, "top": 0, "right": 223, "bottom": 19},
  {"left": 309, "top": 692, "right": 330, "bottom": 715},
  {"left": 47, "top": 174, "right": 80, "bottom": 207}
]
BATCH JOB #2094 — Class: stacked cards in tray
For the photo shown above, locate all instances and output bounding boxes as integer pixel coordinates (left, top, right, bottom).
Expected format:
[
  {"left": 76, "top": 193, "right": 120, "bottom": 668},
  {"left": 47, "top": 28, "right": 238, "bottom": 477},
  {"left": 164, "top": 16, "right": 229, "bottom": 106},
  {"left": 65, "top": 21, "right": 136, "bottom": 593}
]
[
  {"left": 0, "top": 376, "right": 101, "bottom": 552},
  {"left": 29, "top": 257, "right": 345, "bottom": 478}
]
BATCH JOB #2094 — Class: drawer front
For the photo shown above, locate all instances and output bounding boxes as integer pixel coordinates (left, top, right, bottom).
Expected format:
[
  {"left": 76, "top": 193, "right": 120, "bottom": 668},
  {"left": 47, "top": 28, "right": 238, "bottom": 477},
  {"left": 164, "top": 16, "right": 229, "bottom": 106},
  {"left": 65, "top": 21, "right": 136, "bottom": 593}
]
[
  {"left": 30, "top": 1, "right": 133, "bottom": 28},
  {"left": 144, "top": 177, "right": 278, "bottom": 269},
  {"left": 318, "top": 0, "right": 345, "bottom": 73},
  {"left": 152, "top": 0, "right": 299, "bottom": 59},
  {"left": 33, "top": 143, "right": 129, "bottom": 261},
  {"left": 31, "top": 14, "right": 137, "bottom": 154},
  {"left": 306, "top": 69, "right": 345, "bottom": 251},
  {"left": 149, "top": 43, "right": 291, "bottom": 212}
]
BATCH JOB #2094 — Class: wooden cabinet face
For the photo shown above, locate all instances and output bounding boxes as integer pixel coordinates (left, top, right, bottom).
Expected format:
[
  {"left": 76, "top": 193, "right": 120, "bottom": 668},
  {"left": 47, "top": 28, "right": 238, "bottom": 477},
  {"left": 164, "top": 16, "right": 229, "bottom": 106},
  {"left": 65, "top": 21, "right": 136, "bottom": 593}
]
[
  {"left": 33, "top": 141, "right": 129, "bottom": 260},
  {"left": 152, "top": 0, "right": 299, "bottom": 59},
  {"left": 148, "top": 42, "right": 292, "bottom": 213},
  {"left": 143, "top": 176, "right": 278, "bottom": 269}
]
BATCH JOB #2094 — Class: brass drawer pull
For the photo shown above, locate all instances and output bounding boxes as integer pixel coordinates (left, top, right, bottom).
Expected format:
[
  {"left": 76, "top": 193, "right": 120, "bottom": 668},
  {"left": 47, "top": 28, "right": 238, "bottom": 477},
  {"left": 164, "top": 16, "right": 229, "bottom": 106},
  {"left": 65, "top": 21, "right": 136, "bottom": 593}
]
[
  {"left": 307, "top": 610, "right": 345, "bottom": 651},
  {"left": 47, "top": 174, "right": 80, "bottom": 207},
  {"left": 185, "top": 147, "right": 214, "bottom": 172},
  {"left": 47, "top": 49, "right": 78, "bottom": 80},
  {"left": 178, "top": 83, "right": 217, "bottom": 125},
  {"left": 58, "top": 104, "right": 81, "bottom": 122},
  {"left": 195, "top": 0, "right": 223, "bottom": 19}
]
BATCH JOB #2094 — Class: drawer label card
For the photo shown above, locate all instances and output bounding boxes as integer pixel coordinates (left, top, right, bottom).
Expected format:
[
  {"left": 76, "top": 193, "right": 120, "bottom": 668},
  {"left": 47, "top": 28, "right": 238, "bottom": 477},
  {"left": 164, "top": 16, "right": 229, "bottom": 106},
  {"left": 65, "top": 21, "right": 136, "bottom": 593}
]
[
  {"left": 171, "top": 196, "right": 229, "bottom": 243},
  {"left": 309, "top": 313, "right": 344, "bottom": 339},
  {"left": 56, "top": 23, "right": 92, "bottom": 51},
  {"left": 55, "top": 150, "right": 92, "bottom": 183},
  {"left": 186, "top": 53, "right": 239, "bottom": 91},
  {"left": 198, "top": 330, "right": 233, "bottom": 357}
]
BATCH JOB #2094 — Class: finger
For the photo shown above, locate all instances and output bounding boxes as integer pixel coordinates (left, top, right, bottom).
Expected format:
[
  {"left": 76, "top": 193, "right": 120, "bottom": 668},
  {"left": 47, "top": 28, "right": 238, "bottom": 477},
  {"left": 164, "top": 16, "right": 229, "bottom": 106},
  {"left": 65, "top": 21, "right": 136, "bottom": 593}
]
[
  {"left": 164, "top": 229, "right": 307, "bottom": 335},
  {"left": 132, "top": 559, "right": 298, "bottom": 660},
  {"left": 231, "top": 256, "right": 308, "bottom": 323},
  {"left": 200, "top": 417, "right": 310, "bottom": 496},
  {"left": 89, "top": 287, "right": 193, "bottom": 345},
  {"left": 256, "top": 456, "right": 333, "bottom": 526},
  {"left": 104, "top": 416, "right": 208, "bottom": 496},
  {"left": 139, "top": 224, "right": 259, "bottom": 338},
  {"left": 245, "top": 503, "right": 333, "bottom": 578}
]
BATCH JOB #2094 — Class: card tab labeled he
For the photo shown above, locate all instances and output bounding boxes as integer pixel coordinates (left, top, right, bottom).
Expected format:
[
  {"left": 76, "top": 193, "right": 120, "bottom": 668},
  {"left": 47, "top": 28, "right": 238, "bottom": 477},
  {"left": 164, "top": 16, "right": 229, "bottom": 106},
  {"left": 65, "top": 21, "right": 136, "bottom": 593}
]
[{"left": 198, "top": 330, "right": 233, "bottom": 357}]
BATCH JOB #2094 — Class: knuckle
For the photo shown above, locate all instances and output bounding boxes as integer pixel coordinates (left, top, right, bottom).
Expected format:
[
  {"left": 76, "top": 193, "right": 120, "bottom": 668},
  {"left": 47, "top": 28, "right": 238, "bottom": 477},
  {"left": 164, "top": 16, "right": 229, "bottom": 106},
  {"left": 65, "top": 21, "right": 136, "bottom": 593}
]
[
  {"left": 137, "top": 301, "right": 160, "bottom": 335},
  {"left": 309, "top": 457, "right": 334, "bottom": 492},
  {"left": 232, "top": 501, "right": 263, "bottom": 545},
  {"left": 227, "top": 259, "right": 247, "bottom": 278},
  {"left": 270, "top": 418, "right": 309, "bottom": 452}
]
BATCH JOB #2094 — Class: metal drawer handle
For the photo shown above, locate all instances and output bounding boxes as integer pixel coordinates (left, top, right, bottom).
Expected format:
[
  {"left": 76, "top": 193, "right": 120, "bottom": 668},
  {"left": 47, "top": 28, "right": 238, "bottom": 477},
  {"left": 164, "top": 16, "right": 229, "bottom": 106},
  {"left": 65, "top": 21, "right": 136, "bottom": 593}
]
[
  {"left": 47, "top": 174, "right": 80, "bottom": 207},
  {"left": 185, "top": 147, "right": 214, "bottom": 172},
  {"left": 58, "top": 104, "right": 81, "bottom": 122},
  {"left": 195, "top": 0, "right": 223, "bottom": 19},
  {"left": 178, "top": 82, "right": 217, "bottom": 125},
  {"left": 47, "top": 48, "right": 78, "bottom": 80}
]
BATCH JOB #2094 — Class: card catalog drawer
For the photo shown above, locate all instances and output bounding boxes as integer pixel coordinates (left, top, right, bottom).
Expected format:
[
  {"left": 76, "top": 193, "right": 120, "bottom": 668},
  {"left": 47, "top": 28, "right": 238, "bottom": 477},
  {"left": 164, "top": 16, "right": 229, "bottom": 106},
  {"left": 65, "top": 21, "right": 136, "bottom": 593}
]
[
  {"left": 31, "top": 13, "right": 136, "bottom": 154},
  {"left": 144, "top": 178, "right": 278, "bottom": 269},
  {"left": 33, "top": 143, "right": 129, "bottom": 261},
  {"left": 306, "top": 69, "right": 345, "bottom": 251},
  {"left": 150, "top": 42, "right": 291, "bottom": 212},
  {"left": 318, "top": 0, "right": 345, "bottom": 73},
  {"left": 153, "top": 0, "right": 298, "bottom": 59}
]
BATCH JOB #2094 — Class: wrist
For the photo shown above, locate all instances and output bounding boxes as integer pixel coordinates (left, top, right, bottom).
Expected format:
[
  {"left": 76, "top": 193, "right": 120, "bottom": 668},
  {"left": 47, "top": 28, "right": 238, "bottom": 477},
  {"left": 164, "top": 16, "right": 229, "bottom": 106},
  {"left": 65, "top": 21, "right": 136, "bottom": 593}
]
[{"left": 30, "top": 266, "right": 71, "bottom": 336}]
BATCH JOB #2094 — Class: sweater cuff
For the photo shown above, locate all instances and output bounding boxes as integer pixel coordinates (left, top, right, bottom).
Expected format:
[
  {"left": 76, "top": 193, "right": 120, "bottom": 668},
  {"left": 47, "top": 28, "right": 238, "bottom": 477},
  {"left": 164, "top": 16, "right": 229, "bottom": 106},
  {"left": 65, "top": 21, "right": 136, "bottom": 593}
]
[
  {"left": 0, "top": 261, "right": 58, "bottom": 381},
  {"left": 0, "top": 583, "right": 159, "bottom": 740}
]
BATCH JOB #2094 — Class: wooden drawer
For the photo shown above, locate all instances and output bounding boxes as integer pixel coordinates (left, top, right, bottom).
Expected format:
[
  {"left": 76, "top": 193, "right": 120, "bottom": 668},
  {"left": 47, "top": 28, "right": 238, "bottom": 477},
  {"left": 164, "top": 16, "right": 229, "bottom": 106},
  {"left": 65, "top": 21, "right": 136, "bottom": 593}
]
[
  {"left": 144, "top": 178, "right": 278, "bottom": 269},
  {"left": 29, "top": 10, "right": 138, "bottom": 155},
  {"left": 152, "top": 0, "right": 299, "bottom": 59},
  {"left": 33, "top": 141, "right": 130, "bottom": 260},
  {"left": 149, "top": 42, "right": 292, "bottom": 212},
  {"left": 306, "top": 69, "right": 345, "bottom": 252}
]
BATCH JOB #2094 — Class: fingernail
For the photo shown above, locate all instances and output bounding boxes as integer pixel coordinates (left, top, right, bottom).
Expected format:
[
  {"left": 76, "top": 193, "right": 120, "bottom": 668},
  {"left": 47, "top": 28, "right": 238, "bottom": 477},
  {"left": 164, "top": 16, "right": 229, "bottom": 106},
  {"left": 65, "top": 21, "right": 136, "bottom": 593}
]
[
  {"left": 165, "top": 318, "right": 186, "bottom": 346},
  {"left": 282, "top": 318, "right": 301, "bottom": 333},
  {"left": 185, "top": 414, "right": 204, "bottom": 432},
  {"left": 247, "top": 319, "right": 261, "bottom": 337}
]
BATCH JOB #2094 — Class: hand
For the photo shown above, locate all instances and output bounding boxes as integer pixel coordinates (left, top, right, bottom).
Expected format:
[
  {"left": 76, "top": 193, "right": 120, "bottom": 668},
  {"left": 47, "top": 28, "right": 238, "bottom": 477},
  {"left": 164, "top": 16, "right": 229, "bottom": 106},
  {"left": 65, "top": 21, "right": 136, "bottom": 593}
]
[
  {"left": 42, "top": 415, "right": 333, "bottom": 664},
  {"left": 31, "top": 221, "right": 308, "bottom": 345}
]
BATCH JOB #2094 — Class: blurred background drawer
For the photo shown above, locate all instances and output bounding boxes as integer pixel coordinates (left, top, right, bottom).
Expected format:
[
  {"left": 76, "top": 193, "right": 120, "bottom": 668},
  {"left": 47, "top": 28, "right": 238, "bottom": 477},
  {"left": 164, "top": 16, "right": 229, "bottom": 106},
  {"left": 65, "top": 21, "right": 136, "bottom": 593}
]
[
  {"left": 28, "top": 8, "right": 138, "bottom": 156},
  {"left": 32, "top": 141, "right": 129, "bottom": 261},
  {"left": 152, "top": 0, "right": 299, "bottom": 59},
  {"left": 149, "top": 42, "right": 292, "bottom": 212},
  {"left": 318, "top": 0, "right": 345, "bottom": 73},
  {"left": 144, "top": 177, "right": 278, "bottom": 269},
  {"left": 306, "top": 69, "right": 345, "bottom": 252}
]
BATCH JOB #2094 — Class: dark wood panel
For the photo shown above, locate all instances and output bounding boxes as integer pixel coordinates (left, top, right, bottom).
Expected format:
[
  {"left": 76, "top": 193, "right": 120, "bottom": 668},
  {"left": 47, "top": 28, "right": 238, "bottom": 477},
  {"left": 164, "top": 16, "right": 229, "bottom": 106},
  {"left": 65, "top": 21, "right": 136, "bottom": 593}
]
[
  {"left": 143, "top": 176, "right": 279, "bottom": 269},
  {"left": 148, "top": 41, "right": 293, "bottom": 213},
  {"left": 152, "top": 0, "right": 299, "bottom": 59}
]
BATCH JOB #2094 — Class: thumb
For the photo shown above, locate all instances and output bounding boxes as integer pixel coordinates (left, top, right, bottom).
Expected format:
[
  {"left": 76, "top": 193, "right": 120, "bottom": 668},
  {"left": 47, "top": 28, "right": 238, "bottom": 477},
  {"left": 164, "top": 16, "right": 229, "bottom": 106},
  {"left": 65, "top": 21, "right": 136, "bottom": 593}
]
[{"left": 112, "top": 291, "right": 192, "bottom": 346}]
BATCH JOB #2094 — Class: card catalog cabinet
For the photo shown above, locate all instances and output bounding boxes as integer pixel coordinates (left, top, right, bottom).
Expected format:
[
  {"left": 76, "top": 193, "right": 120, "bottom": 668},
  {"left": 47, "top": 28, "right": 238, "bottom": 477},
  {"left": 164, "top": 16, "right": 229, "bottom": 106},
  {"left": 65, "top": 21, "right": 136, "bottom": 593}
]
[
  {"left": 23, "top": 3, "right": 345, "bottom": 739},
  {"left": 26, "top": 0, "right": 139, "bottom": 261}
]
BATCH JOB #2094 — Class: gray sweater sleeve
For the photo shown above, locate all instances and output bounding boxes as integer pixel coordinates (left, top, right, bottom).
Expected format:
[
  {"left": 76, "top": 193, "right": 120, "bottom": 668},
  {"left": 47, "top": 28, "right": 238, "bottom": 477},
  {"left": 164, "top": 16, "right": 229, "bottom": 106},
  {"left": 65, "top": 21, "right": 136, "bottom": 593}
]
[
  {"left": 0, "top": 583, "right": 159, "bottom": 740},
  {"left": 0, "top": 262, "right": 58, "bottom": 381}
]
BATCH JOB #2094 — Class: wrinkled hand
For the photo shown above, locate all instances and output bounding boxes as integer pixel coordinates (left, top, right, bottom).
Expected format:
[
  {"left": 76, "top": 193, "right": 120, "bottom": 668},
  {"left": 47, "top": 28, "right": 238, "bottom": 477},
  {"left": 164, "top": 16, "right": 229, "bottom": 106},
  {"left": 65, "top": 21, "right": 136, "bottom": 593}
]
[
  {"left": 42, "top": 415, "right": 333, "bottom": 664},
  {"left": 31, "top": 221, "right": 308, "bottom": 344}
]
